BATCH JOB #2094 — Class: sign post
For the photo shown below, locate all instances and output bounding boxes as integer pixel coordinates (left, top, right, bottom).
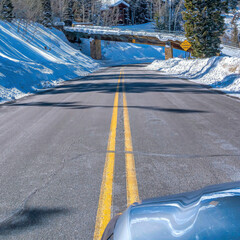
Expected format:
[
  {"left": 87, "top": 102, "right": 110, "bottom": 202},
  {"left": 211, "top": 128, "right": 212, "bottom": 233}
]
[{"left": 165, "top": 41, "right": 173, "bottom": 60}]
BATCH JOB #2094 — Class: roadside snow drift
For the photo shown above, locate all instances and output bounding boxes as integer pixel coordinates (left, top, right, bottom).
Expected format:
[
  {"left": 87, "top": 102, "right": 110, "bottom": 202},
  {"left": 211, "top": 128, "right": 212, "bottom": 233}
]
[
  {"left": 0, "top": 20, "right": 98, "bottom": 103},
  {"left": 147, "top": 57, "right": 240, "bottom": 98}
]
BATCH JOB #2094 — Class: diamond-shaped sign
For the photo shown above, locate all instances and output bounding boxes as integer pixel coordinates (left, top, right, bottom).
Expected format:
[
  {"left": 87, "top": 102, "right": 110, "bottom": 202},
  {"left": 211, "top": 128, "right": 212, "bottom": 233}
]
[{"left": 180, "top": 40, "right": 192, "bottom": 51}]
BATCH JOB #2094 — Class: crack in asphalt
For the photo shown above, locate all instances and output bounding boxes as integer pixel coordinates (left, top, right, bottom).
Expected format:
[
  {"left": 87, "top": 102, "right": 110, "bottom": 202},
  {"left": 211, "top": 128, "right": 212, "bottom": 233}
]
[{"left": 106, "top": 150, "right": 240, "bottom": 159}]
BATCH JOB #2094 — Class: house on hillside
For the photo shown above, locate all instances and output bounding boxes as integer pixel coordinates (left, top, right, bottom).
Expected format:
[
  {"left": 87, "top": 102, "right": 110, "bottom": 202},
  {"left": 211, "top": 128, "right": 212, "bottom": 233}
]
[{"left": 101, "top": 0, "right": 130, "bottom": 25}]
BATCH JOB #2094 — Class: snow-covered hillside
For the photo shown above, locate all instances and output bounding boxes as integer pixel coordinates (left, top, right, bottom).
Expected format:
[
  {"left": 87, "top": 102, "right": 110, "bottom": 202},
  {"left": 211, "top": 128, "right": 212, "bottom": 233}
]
[
  {"left": 0, "top": 20, "right": 99, "bottom": 103},
  {"left": 147, "top": 57, "right": 240, "bottom": 98}
]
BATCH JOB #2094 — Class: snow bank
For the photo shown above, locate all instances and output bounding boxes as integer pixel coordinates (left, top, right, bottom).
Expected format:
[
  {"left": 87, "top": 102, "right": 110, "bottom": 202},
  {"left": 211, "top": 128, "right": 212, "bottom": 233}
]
[
  {"left": 147, "top": 57, "right": 240, "bottom": 98},
  {"left": 0, "top": 20, "right": 99, "bottom": 103},
  {"left": 222, "top": 45, "right": 240, "bottom": 57}
]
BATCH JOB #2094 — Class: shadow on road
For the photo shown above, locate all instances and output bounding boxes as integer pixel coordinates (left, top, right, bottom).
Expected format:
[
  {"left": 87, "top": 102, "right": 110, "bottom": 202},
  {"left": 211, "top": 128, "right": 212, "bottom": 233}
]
[
  {"left": 0, "top": 207, "right": 70, "bottom": 236},
  {"left": 7, "top": 71, "right": 220, "bottom": 112},
  {"left": 41, "top": 79, "right": 218, "bottom": 95},
  {"left": 10, "top": 101, "right": 209, "bottom": 114}
]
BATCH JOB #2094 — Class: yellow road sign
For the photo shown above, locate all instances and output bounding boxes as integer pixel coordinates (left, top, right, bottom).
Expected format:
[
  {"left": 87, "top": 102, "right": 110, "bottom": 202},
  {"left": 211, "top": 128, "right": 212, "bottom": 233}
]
[{"left": 180, "top": 40, "right": 192, "bottom": 51}]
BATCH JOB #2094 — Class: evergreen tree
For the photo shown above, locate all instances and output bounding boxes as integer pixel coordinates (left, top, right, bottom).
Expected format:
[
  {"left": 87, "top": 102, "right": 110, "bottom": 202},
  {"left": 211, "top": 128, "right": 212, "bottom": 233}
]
[
  {"left": 83, "top": 0, "right": 93, "bottom": 22},
  {"left": 225, "top": 0, "right": 239, "bottom": 11},
  {"left": 128, "top": 0, "right": 151, "bottom": 24},
  {"left": 229, "top": 0, "right": 238, "bottom": 11},
  {"left": 136, "top": 0, "right": 151, "bottom": 24},
  {"left": 63, "top": 0, "right": 74, "bottom": 26},
  {"left": 40, "top": 0, "right": 52, "bottom": 27},
  {"left": 183, "top": 0, "right": 225, "bottom": 58},
  {"left": 0, "top": 0, "right": 14, "bottom": 22},
  {"left": 221, "top": 0, "right": 239, "bottom": 13},
  {"left": 128, "top": 0, "right": 137, "bottom": 24}
]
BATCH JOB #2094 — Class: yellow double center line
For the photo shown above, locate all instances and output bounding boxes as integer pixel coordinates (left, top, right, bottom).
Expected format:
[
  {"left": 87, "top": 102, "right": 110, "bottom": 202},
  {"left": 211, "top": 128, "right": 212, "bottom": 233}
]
[
  {"left": 93, "top": 70, "right": 139, "bottom": 240},
  {"left": 122, "top": 75, "right": 140, "bottom": 207}
]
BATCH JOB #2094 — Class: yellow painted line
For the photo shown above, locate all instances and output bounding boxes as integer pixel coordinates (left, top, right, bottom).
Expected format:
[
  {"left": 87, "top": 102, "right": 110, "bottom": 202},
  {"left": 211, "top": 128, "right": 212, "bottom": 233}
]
[
  {"left": 93, "top": 73, "right": 121, "bottom": 240},
  {"left": 122, "top": 71, "right": 140, "bottom": 207}
]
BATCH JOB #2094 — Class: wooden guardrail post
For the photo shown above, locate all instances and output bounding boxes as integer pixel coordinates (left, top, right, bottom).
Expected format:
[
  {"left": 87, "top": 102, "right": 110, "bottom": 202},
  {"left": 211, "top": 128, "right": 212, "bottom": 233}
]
[
  {"left": 90, "top": 39, "right": 102, "bottom": 60},
  {"left": 165, "top": 41, "right": 173, "bottom": 60}
]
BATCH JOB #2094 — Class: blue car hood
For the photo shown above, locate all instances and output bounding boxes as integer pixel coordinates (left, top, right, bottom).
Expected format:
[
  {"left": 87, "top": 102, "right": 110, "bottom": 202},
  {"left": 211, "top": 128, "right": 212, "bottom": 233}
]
[{"left": 113, "top": 182, "right": 240, "bottom": 240}]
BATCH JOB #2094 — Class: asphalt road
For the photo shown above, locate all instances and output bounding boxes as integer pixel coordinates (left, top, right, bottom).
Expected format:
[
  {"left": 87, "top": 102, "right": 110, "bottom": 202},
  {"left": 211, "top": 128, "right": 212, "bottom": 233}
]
[{"left": 0, "top": 64, "right": 240, "bottom": 239}]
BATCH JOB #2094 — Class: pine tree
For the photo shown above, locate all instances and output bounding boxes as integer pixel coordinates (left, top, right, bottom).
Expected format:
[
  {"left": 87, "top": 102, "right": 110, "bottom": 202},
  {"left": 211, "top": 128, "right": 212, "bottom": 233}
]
[
  {"left": 63, "top": 0, "right": 74, "bottom": 26},
  {"left": 221, "top": 0, "right": 239, "bottom": 13},
  {"left": 0, "top": 0, "right": 14, "bottom": 22},
  {"left": 84, "top": 0, "right": 92, "bottom": 23},
  {"left": 228, "top": 0, "right": 238, "bottom": 11},
  {"left": 40, "top": 0, "right": 52, "bottom": 27},
  {"left": 128, "top": 0, "right": 137, "bottom": 24},
  {"left": 128, "top": 0, "right": 151, "bottom": 24},
  {"left": 183, "top": 0, "right": 225, "bottom": 58}
]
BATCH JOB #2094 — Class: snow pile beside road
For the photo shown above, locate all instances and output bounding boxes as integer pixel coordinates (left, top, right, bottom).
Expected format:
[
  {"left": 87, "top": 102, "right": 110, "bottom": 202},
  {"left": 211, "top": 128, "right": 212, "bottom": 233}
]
[
  {"left": 0, "top": 20, "right": 99, "bottom": 103},
  {"left": 222, "top": 45, "right": 240, "bottom": 57},
  {"left": 147, "top": 57, "right": 240, "bottom": 98}
]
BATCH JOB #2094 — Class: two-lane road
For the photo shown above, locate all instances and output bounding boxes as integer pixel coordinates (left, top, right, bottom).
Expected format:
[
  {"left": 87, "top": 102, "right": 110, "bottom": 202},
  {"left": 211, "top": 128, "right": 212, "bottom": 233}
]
[{"left": 0, "top": 64, "right": 240, "bottom": 239}]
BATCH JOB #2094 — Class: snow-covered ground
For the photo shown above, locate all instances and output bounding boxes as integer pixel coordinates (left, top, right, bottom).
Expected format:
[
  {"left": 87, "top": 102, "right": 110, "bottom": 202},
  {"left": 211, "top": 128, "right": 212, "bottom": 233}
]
[
  {"left": 222, "top": 45, "right": 240, "bottom": 57},
  {"left": 147, "top": 57, "right": 240, "bottom": 98},
  {"left": 0, "top": 20, "right": 99, "bottom": 103}
]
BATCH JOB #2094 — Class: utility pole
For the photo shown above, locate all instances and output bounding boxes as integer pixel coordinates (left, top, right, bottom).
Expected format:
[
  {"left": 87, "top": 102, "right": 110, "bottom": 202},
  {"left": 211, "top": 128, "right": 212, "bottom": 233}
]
[{"left": 169, "top": 0, "right": 171, "bottom": 32}]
